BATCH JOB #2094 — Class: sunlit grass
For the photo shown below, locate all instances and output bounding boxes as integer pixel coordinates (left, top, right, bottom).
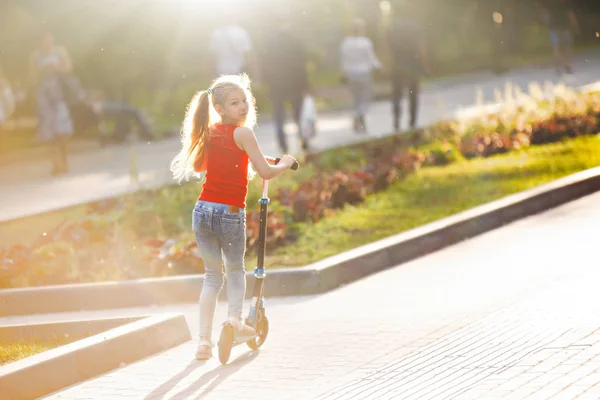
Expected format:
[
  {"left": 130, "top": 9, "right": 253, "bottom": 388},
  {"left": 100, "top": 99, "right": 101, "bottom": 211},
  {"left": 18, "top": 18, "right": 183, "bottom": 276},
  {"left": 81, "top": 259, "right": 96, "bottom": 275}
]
[
  {"left": 0, "top": 340, "right": 67, "bottom": 366},
  {"left": 264, "top": 135, "right": 600, "bottom": 267}
]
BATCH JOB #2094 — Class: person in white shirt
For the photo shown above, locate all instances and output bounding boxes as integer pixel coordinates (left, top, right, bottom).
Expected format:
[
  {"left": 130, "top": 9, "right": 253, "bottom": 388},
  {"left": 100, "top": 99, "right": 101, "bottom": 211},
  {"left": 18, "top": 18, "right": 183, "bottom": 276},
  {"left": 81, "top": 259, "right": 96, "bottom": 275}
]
[
  {"left": 209, "top": 19, "right": 253, "bottom": 77},
  {"left": 340, "top": 18, "right": 381, "bottom": 133}
]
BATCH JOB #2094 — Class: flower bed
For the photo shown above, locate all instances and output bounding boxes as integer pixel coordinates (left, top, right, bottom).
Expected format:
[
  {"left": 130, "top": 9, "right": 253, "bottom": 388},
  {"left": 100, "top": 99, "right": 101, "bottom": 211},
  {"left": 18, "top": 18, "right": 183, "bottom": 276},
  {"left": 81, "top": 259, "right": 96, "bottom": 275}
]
[{"left": 2, "top": 83, "right": 600, "bottom": 289}]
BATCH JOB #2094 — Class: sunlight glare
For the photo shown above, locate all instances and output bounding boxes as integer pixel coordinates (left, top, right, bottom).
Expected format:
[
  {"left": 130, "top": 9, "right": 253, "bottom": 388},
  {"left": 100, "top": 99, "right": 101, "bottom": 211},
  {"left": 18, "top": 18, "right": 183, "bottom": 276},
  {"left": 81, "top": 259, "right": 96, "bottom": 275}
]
[{"left": 169, "top": 0, "right": 241, "bottom": 10}]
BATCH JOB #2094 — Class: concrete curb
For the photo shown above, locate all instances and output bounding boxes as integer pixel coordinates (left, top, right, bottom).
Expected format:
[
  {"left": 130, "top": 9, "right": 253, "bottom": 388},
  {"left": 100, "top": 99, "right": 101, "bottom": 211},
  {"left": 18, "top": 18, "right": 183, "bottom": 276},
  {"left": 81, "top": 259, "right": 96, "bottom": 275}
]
[
  {"left": 0, "top": 313, "right": 191, "bottom": 400},
  {"left": 0, "top": 316, "right": 142, "bottom": 342},
  {"left": 1, "top": 166, "right": 600, "bottom": 316}
]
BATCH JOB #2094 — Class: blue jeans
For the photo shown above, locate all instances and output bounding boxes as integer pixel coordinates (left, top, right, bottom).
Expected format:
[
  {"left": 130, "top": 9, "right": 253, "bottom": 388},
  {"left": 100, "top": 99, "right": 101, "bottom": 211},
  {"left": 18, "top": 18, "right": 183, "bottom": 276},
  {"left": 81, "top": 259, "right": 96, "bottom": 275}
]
[{"left": 192, "top": 200, "right": 247, "bottom": 340}]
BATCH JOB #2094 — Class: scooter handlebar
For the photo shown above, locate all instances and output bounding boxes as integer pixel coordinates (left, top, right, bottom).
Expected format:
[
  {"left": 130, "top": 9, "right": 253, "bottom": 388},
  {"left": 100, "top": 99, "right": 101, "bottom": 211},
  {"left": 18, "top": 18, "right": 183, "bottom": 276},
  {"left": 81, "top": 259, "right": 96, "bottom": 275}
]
[{"left": 274, "top": 157, "right": 299, "bottom": 171}]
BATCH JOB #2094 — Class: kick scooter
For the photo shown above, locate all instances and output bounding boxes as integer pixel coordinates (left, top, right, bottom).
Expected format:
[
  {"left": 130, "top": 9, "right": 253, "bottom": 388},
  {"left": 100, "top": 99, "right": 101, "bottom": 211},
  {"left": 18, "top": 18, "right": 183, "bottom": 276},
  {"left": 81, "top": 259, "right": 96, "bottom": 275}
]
[{"left": 218, "top": 157, "right": 299, "bottom": 365}]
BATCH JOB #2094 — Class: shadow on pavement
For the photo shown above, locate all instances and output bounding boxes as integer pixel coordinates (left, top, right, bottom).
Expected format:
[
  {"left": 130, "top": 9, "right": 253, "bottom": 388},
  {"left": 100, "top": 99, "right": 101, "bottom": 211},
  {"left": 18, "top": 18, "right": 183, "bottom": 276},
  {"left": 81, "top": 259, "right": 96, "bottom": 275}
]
[{"left": 145, "top": 350, "right": 260, "bottom": 399}]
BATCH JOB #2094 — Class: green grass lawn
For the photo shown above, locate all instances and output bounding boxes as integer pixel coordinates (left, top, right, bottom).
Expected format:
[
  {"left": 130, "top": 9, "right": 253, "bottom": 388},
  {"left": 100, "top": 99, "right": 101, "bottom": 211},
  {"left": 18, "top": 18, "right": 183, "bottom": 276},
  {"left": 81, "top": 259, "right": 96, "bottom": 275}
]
[{"left": 262, "top": 135, "right": 600, "bottom": 267}]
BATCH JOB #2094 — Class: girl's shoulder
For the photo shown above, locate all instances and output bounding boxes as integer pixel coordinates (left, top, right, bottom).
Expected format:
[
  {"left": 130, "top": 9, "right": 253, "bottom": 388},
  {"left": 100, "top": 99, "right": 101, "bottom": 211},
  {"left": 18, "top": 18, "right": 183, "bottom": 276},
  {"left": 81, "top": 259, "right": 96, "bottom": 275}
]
[
  {"left": 232, "top": 125, "right": 254, "bottom": 143},
  {"left": 232, "top": 125, "right": 254, "bottom": 137}
]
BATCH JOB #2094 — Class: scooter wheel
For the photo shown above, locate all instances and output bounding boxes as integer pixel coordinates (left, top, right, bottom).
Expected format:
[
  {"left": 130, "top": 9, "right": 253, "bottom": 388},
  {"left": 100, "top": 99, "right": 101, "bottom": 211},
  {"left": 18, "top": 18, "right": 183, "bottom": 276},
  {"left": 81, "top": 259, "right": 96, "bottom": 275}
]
[
  {"left": 247, "top": 314, "right": 269, "bottom": 350},
  {"left": 218, "top": 322, "right": 234, "bottom": 365}
]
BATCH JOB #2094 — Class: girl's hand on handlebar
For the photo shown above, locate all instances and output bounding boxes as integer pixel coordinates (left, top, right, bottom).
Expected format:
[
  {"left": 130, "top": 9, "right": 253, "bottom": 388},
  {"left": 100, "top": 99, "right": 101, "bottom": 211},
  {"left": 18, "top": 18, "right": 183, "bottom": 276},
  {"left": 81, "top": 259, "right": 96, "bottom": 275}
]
[{"left": 279, "top": 154, "right": 297, "bottom": 169}]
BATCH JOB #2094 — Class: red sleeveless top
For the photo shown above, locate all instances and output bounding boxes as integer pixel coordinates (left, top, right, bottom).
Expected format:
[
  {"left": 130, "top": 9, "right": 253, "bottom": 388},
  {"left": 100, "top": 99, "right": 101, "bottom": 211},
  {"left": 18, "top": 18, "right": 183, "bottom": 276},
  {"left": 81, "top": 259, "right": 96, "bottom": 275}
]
[{"left": 198, "top": 123, "right": 249, "bottom": 208}]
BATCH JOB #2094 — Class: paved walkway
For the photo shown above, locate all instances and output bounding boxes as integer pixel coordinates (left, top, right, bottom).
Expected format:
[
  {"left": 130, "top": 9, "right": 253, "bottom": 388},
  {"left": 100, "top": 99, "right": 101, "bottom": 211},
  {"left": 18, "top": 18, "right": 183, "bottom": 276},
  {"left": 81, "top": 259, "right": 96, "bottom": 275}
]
[
  {"left": 2, "top": 50, "right": 600, "bottom": 223},
  {"left": 1, "top": 190, "right": 592, "bottom": 399}
]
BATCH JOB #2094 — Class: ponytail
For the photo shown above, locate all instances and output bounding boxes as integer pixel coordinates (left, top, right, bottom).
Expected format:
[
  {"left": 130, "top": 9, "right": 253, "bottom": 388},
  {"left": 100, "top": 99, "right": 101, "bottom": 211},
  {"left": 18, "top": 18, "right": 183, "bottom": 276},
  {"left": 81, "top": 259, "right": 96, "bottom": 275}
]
[
  {"left": 170, "top": 89, "right": 211, "bottom": 182},
  {"left": 191, "top": 90, "right": 210, "bottom": 172}
]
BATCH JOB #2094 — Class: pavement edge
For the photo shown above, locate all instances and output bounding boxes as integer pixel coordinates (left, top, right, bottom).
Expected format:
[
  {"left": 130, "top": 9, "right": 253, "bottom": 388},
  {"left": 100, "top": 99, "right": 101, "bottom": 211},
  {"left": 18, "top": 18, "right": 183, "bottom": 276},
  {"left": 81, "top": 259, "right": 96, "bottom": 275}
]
[{"left": 0, "top": 313, "right": 191, "bottom": 400}]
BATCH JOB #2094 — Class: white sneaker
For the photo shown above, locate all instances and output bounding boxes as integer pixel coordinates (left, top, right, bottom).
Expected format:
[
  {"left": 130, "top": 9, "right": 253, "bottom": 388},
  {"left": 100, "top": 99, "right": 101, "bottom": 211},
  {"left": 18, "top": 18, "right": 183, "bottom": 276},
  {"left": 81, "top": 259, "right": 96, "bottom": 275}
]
[
  {"left": 228, "top": 317, "right": 256, "bottom": 340},
  {"left": 195, "top": 338, "right": 213, "bottom": 360}
]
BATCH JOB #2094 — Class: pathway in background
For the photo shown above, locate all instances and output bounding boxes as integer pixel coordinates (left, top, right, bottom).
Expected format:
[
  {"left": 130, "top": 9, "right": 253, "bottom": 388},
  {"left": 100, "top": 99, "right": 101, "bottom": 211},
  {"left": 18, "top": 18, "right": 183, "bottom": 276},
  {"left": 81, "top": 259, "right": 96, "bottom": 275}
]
[{"left": 2, "top": 50, "right": 600, "bottom": 223}]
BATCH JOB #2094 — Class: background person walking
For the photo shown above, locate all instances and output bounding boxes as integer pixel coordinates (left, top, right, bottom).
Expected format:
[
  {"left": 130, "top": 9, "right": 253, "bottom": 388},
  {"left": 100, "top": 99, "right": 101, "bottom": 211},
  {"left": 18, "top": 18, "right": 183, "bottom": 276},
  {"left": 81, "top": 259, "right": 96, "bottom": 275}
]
[
  {"left": 544, "top": 0, "right": 581, "bottom": 74},
  {"left": 29, "top": 31, "right": 74, "bottom": 176},
  {"left": 261, "top": 20, "right": 311, "bottom": 154},
  {"left": 387, "top": 3, "right": 430, "bottom": 132},
  {"left": 340, "top": 18, "right": 381, "bottom": 134}
]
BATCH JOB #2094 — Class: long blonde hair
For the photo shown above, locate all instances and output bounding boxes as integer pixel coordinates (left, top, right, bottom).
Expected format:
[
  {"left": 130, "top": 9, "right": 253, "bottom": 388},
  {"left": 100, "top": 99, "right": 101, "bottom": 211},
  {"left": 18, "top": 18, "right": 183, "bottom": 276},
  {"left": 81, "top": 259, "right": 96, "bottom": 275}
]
[{"left": 170, "top": 74, "right": 257, "bottom": 182}]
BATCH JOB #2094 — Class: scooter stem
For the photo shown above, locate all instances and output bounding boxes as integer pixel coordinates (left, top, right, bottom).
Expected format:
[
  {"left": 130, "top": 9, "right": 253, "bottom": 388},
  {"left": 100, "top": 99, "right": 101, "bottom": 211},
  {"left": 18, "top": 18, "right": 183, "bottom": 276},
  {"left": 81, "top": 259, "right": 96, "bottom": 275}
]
[
  {"left": 248, "top": 178, "right": 269, "bottom": 325},
  {"left": 256, "top": 178, "right": 270, "bottom": 274}
]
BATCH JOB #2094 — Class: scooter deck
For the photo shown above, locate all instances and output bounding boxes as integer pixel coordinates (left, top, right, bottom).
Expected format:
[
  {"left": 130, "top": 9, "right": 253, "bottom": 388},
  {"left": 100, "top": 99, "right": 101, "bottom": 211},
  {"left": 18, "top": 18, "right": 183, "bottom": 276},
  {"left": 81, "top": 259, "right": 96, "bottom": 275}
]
[
  {"left": 231, "top": 338, "right": 255, "bottom": 346},
  {"left": 232, "top": 332, "right": 258, "bottom": 344}
]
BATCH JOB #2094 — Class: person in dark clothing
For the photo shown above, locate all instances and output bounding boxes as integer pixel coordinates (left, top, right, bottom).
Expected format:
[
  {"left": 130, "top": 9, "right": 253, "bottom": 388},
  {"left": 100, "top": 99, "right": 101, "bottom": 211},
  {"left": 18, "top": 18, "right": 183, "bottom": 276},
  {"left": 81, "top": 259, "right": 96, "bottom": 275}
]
[
  {"left": 92, "top": 98, "right": 154, "bottom": 143},
  {"left": 261, "top": 22, "right": 310, "bottom": 154},
  {"left": 387, "top": 5, "right": 430, "bottom": 132},
  {"left": 463, "top": 0, "right": 511, "bottom": 75},
  {"left": 60, "top": 76, "right": 154, "bottom": 143},
  {"left": 544, "top": 0, "right": 580, "bottom": 74}
]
